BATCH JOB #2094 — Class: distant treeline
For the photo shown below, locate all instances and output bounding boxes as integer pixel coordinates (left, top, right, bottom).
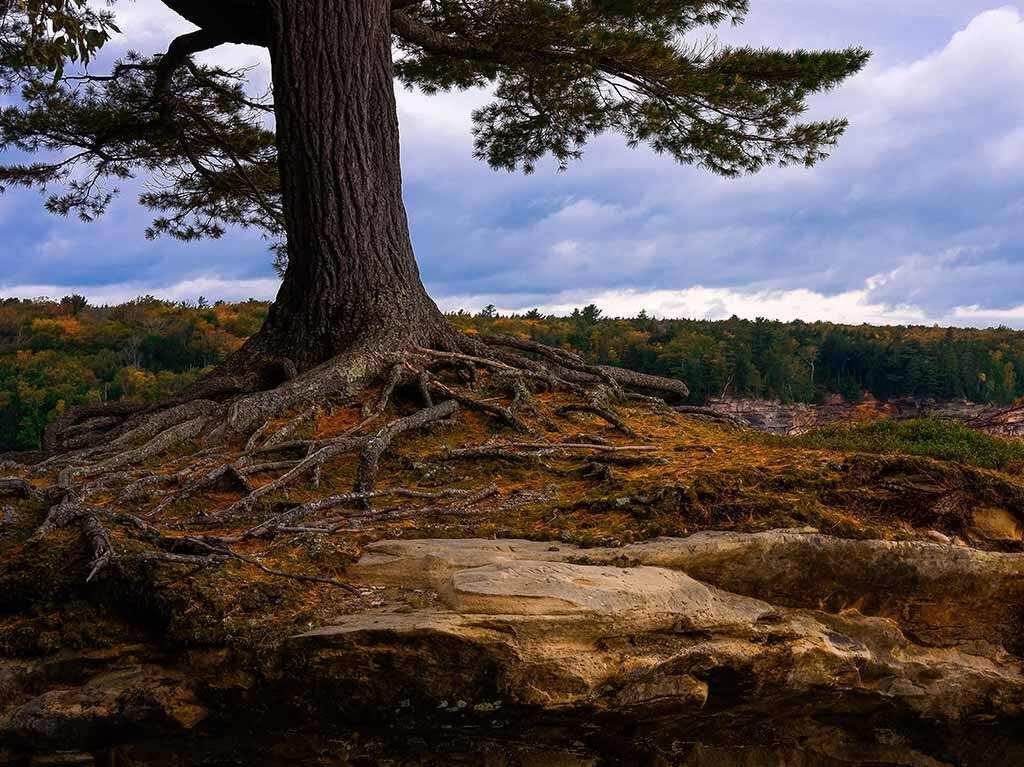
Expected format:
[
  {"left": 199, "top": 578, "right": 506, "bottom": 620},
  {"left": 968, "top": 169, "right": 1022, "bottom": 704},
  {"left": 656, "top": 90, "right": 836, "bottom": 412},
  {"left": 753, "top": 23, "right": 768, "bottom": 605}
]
[
  {"left": 0, "top": 296, "right": 266, "bottom": 450},
  {"left": 454, "top": 305, "right": 1024, "bottom": 407},
  {"left": 3, "top": 296, "right": 1024, "bottom": 450}
]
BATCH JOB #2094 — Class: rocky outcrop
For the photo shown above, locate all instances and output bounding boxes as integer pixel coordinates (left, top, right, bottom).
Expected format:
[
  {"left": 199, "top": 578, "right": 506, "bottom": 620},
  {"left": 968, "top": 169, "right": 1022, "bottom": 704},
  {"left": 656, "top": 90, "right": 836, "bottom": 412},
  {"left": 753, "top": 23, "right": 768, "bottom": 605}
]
[
  {"left": 4, "top": 666, "right": 206, "bottom": 750},
  {"left": 704, "top": 394, "right": 1024, "bottom": 436},
  {"left": 4, "top": 530, "right": 1023, "bottom": 763},
  {"left": 284, "top": 531, "right": 1024, "bottom": 763},
  {"left": 0, "top": 645, "right": 207, "bottom": 752}
]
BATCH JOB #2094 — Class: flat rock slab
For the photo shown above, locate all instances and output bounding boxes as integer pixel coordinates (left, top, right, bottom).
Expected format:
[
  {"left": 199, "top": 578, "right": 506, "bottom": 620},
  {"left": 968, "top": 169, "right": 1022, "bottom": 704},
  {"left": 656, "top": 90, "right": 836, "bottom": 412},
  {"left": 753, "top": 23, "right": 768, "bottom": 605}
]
[
  {"left": 7, "top": 529, "right": 1022, "bottom": 764},
  {"left": 2, "top": 665, "right": 206, "bottom": 750},
  {"left": 356, "top": 529, "right": 1024, "bottom": 650},
  {"left": 449, "top": 561, "right": 774, "bottom": 623},
  {"left": 289, "top": 529, "right": 1024, "bottom": 736}
]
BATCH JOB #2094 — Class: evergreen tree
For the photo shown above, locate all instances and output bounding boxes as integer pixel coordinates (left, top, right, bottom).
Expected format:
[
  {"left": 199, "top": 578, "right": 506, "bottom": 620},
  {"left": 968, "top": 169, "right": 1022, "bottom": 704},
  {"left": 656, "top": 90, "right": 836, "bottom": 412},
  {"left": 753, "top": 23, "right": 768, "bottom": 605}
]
[
  {"left": 580, "top": 304, "right": 603, "bottom": 326},
  {"left": 59, "top": 294, "right": 89, "bottom": 316},
  {"left": 0, "top": 0, "right": 868, "bottom": 388}
]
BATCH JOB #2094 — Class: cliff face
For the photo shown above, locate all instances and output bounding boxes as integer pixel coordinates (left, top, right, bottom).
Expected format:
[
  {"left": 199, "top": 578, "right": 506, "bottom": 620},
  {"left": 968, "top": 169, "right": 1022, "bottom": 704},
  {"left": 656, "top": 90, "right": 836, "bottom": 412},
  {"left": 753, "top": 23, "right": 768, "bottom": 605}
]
[{"left": 705, "top": 394, "right": 1024, "bottom": 436}]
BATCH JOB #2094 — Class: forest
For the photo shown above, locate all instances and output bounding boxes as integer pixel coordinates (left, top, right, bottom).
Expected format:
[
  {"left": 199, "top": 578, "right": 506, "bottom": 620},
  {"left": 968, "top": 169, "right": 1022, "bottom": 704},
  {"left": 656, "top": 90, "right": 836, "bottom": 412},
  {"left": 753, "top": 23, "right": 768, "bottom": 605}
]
[{"left": 2, "top": 296, "right": 1023, "bottom": 451}]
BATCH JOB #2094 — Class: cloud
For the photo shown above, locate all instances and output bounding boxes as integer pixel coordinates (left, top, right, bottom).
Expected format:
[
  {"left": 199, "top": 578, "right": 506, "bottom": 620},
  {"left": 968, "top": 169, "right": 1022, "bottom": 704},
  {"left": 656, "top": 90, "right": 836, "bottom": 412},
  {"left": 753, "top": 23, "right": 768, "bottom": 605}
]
[
  {"left": 36, "top": 234, "right": 75, "bottom": 261},
  {"left": 12, "top": 275, "right": 1024, "bottom": 331},
  {"left": 985, "top": 127, "right": 1024, "bottom": 170},
  {"left": 410, "top": 7, "right": 1024, "bottom": 317},
  {"left": 108, "top": 0, "right": 192, "bottom": 44},
  {"left": 434, "top": 281, "right": 1024, "bottom": 329},
  {"left": 868, "top": 7, "right": 1024, "bottom": 111},
  {"left": 0, "top": 277, "right": 281, "bottom": 306},
  {"left": 3, "top": 4, "right": 1024, "bottom": 329}
]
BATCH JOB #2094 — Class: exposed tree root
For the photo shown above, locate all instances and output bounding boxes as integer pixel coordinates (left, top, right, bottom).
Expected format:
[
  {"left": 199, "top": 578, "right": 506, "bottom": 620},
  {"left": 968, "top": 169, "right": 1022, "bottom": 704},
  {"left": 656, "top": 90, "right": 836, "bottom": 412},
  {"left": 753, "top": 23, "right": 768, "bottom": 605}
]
[
  {"left": 354, "top": 400, "right": 460, "bottom": 497},
  {"left": 42, "top": 401, "right": 145, "bottom": 454},
  {"left": 416, "top": 369, "right": 434, "bottom": 407},
  {"left": 219, "top": 400, "right": 459, "bottom": 521},
  {"left": 243, "top": 418, "right": 277, "bottom": 453},
  {"left": 261, "top": 405, "right": 322, "bottom": 450},
  {"left": 35, "top": 491, "right": 359, "bottom": 592},
  {"left": 80, "top": 510, "right": 116, "bottom": 582},
  {"left": 425, "top": 376, "right": 530, "bottom": 432},
  {"left": 36, "top": 400, "right": 225, "bottom": 475},
  {"left": 444, "top": 441, "right": 657, "bottom": 461},
  {"left": 556, "top": 403, "right": 636, "bottom": 437},
  {"left": 150, "top": 460, "right": 254, "bottom": 517},
  {"left": 362, "top": 364, "right": 404, "bottom": 418},
  {"left": 242, "top": 485, "right": 486, "bottom": 539},
  {"left": 118, "top": 474, "right": 177, "bottom": 504},
  {"left": 504, "top": 373, "right": 558, "bottom": 432},
  {"left": 477, "top": 334, "right": 690, "bottom": 401},
  {"left": 350, "top": 484, "right": 502, "bottom": 525},
  {"left": 10, "top": 331, "right": 700, "bottom": 595},
  {"left": 238, "top": 460, "right": 301, "bottom": 476},
  {"left": 672, "top": 406, "right": 750, "bottom": 427},
  {"left": 168, "top": 534, "right": 359, "bottom": 593},
  {"left": 0, "top": 477, "right": 37, "bottom": 500},
  {"left": 33, "top": 495, "right": 117, "bottom": 581}
]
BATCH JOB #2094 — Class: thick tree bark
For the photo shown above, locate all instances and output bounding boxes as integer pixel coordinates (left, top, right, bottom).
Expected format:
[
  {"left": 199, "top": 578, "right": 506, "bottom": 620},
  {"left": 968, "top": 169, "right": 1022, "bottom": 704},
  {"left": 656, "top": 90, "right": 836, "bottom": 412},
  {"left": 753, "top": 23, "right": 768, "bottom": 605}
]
[{"left": 225, "top": 0, "right": 452, "bottom": 378}]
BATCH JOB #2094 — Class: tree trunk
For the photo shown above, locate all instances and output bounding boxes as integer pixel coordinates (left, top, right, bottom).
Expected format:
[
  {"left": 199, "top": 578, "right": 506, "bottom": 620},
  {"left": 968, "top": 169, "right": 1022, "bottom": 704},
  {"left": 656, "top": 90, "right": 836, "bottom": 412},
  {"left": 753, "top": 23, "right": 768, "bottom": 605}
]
[{"left": 229, "top": 0, "right": 451, "bottom": 379}]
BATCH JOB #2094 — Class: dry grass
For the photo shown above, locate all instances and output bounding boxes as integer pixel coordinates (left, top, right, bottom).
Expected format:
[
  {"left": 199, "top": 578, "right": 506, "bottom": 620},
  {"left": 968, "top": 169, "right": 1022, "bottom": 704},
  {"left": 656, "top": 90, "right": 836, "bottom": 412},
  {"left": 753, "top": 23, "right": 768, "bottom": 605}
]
[
  {"left": 144, "top": 392, "right": 1024, "bottom": 552},
  {"left": 5, "top": 387, "right": 1024, "bottom": 655}
]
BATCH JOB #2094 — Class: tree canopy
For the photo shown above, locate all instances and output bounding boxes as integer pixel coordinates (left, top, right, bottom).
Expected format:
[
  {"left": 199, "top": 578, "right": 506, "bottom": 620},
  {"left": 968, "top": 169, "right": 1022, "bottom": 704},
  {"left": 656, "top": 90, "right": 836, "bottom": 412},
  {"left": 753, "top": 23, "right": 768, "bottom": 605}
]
[{"left": 0, "top": 0, "right": 869, "bottom": 259}]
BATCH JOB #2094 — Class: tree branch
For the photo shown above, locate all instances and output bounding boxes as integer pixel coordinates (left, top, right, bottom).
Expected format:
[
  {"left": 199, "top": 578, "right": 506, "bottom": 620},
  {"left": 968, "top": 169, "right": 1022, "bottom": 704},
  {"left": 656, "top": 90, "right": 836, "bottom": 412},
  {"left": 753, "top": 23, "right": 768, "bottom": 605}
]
[
  {"left": 154, "top": 28, "right": 229, "bottom": 108},
  {"left": 391, "top": 10, "right": 500, "bottom": 60},
  {"left": 159, "top": 0, "right": 271, "bottom": 47}
]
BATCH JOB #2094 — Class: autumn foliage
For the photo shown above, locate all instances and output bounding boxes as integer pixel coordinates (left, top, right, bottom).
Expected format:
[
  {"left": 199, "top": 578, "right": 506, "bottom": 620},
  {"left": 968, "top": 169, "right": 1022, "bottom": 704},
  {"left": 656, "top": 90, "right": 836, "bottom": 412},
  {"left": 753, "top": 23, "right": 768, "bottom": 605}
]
[{"left": 4, "top": 296, "right": 1024, "bottom": 451}]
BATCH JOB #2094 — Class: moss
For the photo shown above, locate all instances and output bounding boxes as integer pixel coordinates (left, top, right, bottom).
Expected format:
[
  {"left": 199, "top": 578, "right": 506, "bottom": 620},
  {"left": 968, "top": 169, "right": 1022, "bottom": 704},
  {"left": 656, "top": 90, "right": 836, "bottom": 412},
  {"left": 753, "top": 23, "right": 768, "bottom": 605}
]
[
  {"left": 764, "top": 419, "right": 1024, "bottom": 471},
  {"left": 0, "top": 603, "right": 145, "bottom": 657},
  {"left": 3, "top": 388, "right": 1024, "bottom": 700},
  {"left": 0, "top": 530, "right": 89, "bottom": 612}
]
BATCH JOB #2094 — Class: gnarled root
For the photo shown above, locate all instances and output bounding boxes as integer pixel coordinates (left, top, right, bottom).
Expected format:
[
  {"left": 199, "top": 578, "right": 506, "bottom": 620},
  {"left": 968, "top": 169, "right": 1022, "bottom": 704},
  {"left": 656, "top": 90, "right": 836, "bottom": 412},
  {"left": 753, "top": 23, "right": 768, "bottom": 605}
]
[
  {"left": 672, "top": 405, "right": 750, "bottom": 427},
  {"left": 242, "top": 485, "right": 488, "bottom": 539},
  {"left": 33, "top": 491, "right": 359, "bottom": 592},
  {"left": 0, "top": 477, "right": 38, "bottom": 500},
  {"left": 475, "top": 334, "right": 690, "bottom": 401},
  {"left": 556, "top": 402, "right": 636, "bottom": 437},
  {"left": 12, "top": 330, "right": 697, "bottom": 594},
  {"left": 354, "top": 400, "right": 459, "bottom": 497},
  {"left": 219, "top": 400, "right": 458, "bottom": 521},
  {"left": 442, "top": 441, "right": 657, "bottom": 463}
]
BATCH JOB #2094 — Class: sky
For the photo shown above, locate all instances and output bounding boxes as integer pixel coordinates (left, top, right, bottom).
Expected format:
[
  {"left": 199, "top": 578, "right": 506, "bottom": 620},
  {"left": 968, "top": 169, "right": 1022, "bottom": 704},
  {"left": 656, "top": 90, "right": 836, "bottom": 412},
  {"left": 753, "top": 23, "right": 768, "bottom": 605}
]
[{"left": 2, "top": 1, "right": 1024, "bottom": 327}]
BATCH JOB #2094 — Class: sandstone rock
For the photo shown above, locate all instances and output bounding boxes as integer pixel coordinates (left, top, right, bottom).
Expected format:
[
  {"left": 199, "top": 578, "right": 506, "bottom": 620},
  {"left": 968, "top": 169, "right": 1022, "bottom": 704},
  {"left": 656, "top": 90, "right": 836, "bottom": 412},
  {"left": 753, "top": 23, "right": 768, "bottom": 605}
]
[
  {"left": 1, "top": 665, "right": 206, "bottom": 750},
  {"left": 6, "top": 530, "right": 1022, "bottom": 763},
  {"left": 970, "top": 506, "right": 1024, "bottom": 542},
  {"left": 357, "top": 530, "right": 1024, "bottom": 652},
  {"left": 289, "top": 530, "right": 1024, "bottom": 748}
]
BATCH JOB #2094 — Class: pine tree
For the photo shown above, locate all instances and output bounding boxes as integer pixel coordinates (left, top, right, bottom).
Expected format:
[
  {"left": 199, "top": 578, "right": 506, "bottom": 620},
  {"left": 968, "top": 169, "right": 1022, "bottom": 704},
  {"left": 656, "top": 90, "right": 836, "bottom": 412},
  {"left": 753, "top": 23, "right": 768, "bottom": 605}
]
[
  {"left": 0, "top": 0, "right": 867, "bottom": 449},
  {"left": 1, "top": 1, "right": 867, "bottom": 378}
]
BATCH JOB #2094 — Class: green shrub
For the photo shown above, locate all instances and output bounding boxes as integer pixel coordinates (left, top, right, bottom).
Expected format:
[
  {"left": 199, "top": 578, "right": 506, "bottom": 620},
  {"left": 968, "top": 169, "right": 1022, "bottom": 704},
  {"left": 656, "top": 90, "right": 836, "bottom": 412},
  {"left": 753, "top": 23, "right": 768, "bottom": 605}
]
[{"left": 773, "top": 419, "right": 1024, "bottom": 471}]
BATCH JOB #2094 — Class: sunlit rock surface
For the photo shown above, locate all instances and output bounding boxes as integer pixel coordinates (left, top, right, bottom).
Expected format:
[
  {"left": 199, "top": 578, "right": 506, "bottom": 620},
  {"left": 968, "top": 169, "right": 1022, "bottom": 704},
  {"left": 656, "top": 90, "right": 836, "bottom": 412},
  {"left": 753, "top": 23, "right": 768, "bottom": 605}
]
[
  {"left": 284, "top": 531, "right": 1024, "bottom": 764},
  {"left": 4, "top": 530, "right": 1023, "bottom": 764}
]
